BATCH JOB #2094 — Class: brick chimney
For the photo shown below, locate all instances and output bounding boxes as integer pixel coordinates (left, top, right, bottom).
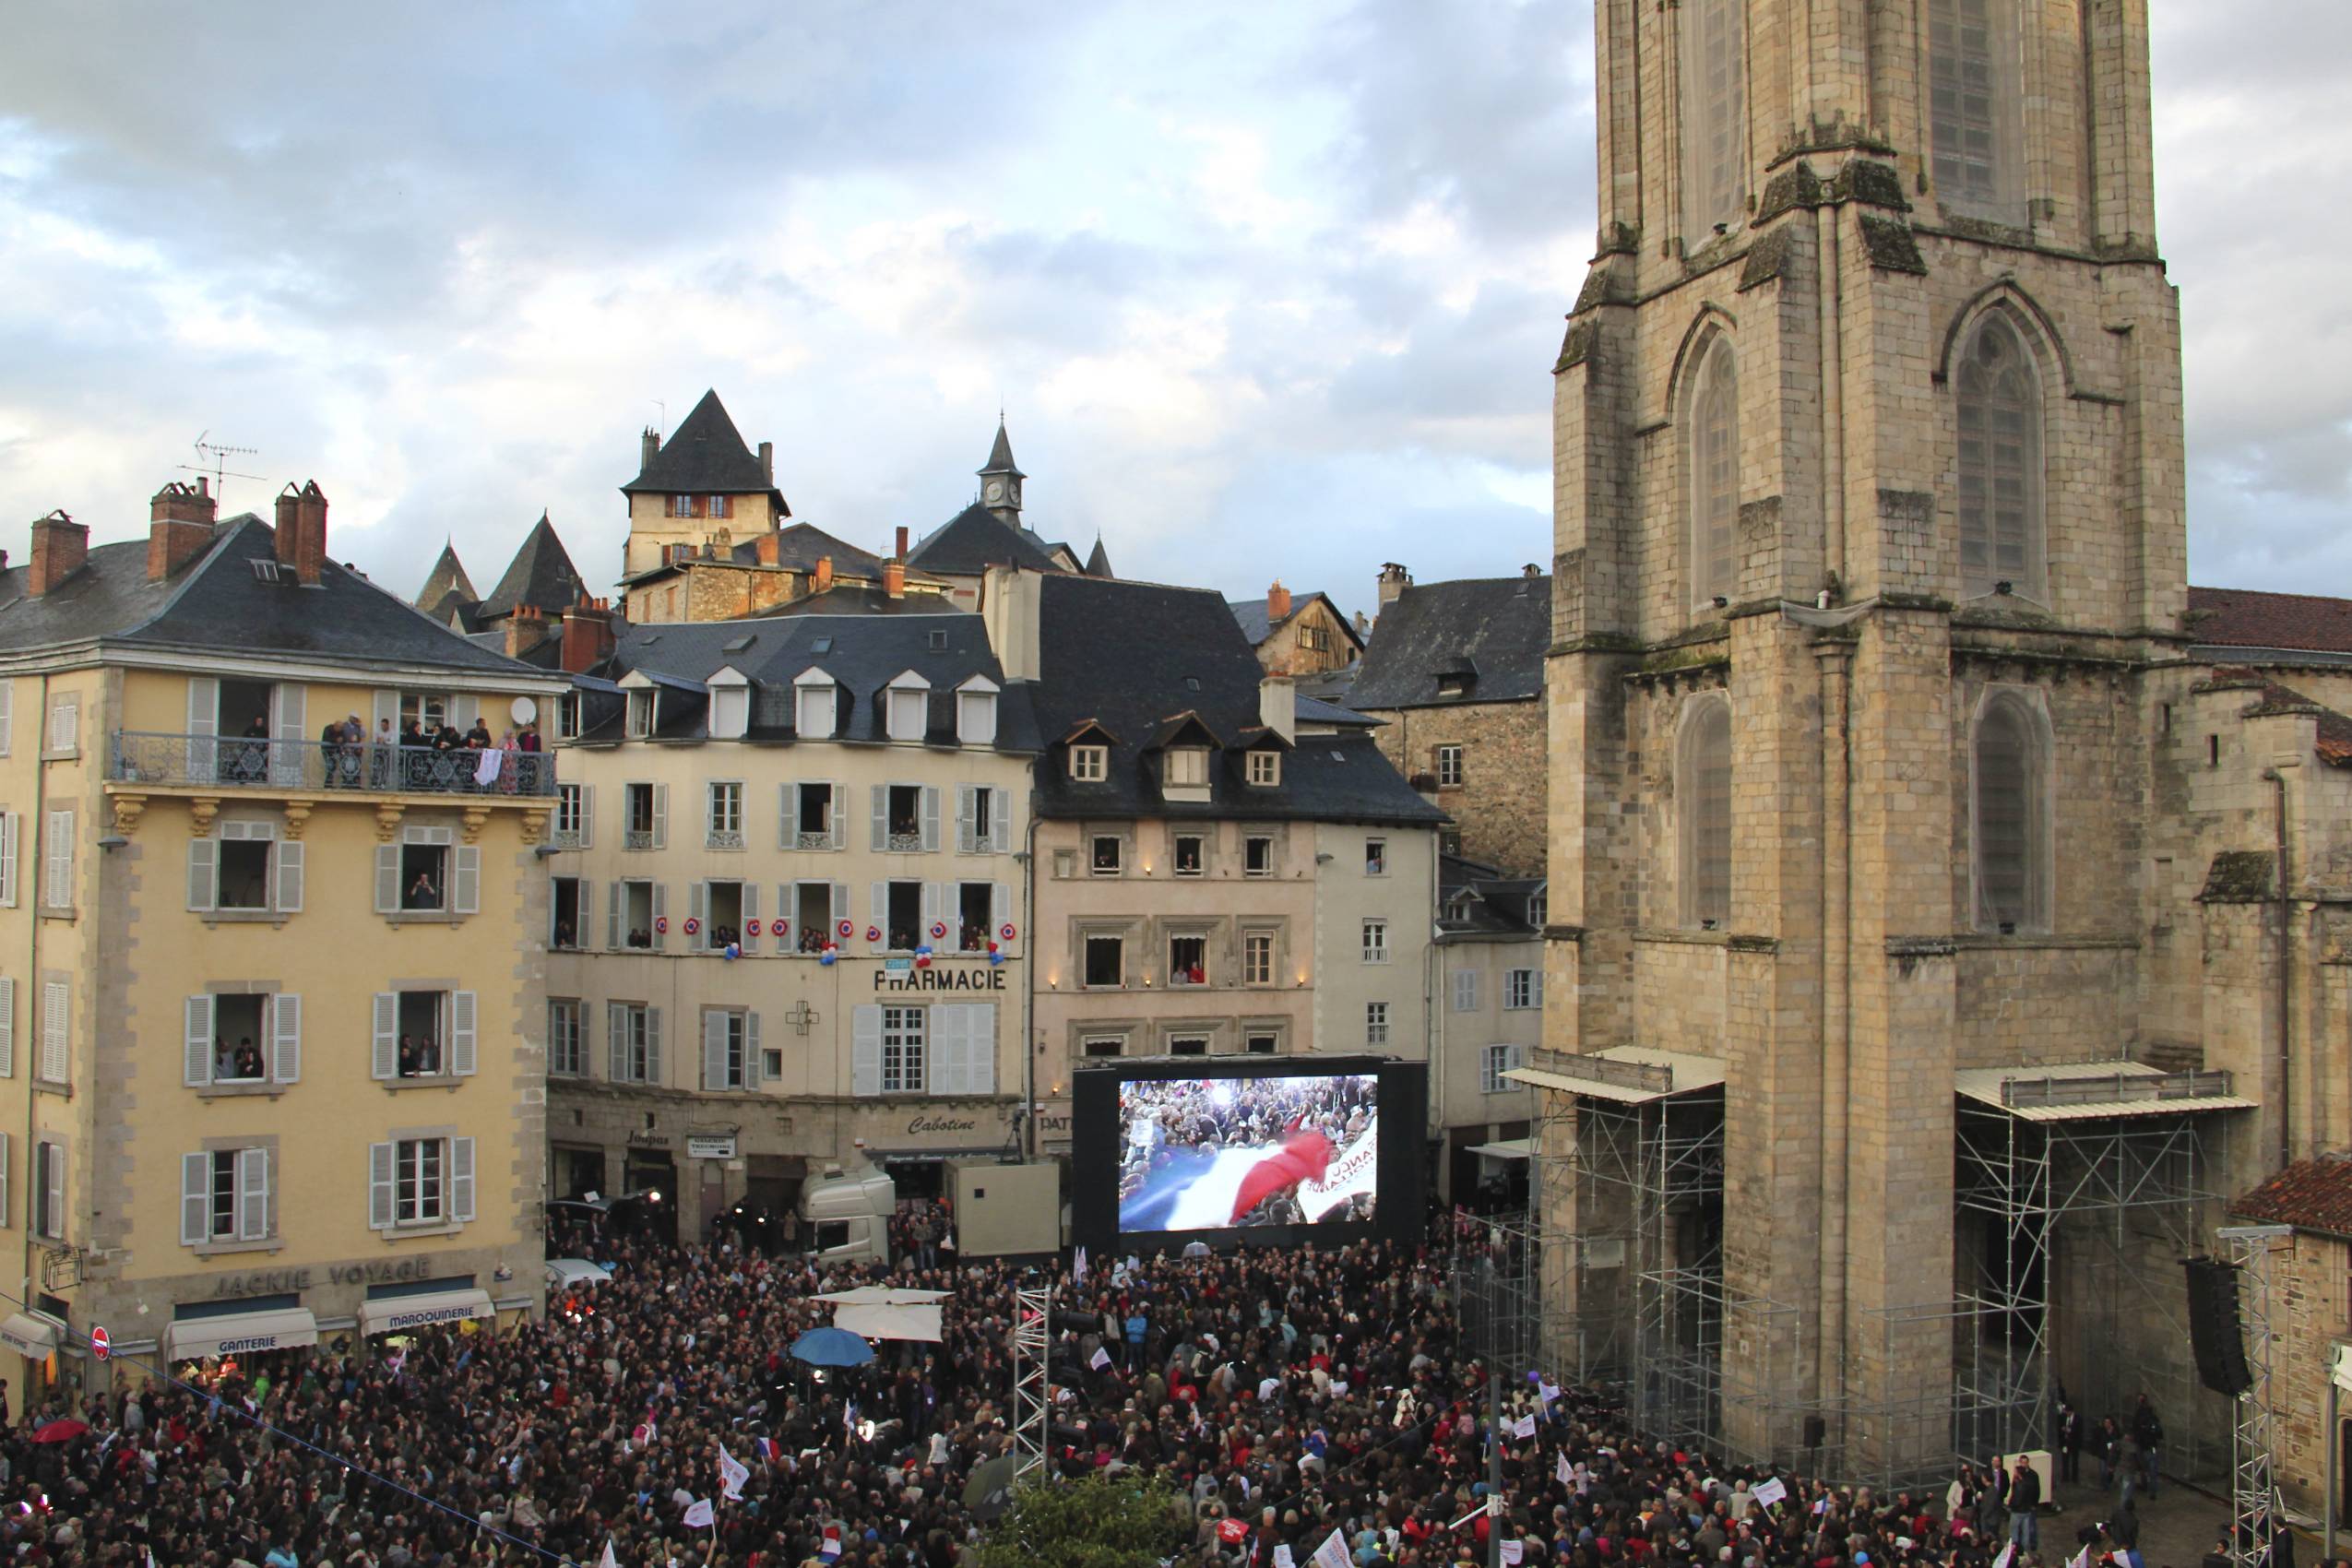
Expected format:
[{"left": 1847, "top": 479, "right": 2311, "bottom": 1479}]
[
  {"left": 148, "top": 478, "right": 218, "bottom": 582},
  {"left": 814, "top": 555, "right": 833, "bottom": 594},
  {"left": 274, "top": 481, "right": 328, "bottom": 585},
  {"left": 28, "top": 510, "right": 89, "bottom": 597},
  {"left": 505, "top": 603, "right": 552, "bottom": 659},
  {"left": 1266, "top": 580, "right": 1292, "bottom": 624},
  {"left": 559, "top": 598, "right": 616, "bottom": 673},
  {"left": 641, "top": 427, "right": 659, "bottom": 471},
  {"left": 1377, "top": 562, "right": 1411, "bottom": 609}
]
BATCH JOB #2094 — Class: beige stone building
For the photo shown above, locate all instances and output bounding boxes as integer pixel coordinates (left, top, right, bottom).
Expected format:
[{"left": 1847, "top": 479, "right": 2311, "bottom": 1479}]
[
  {"left": 0, "top": 480, "right": 562, "bottom": 1397},
  {"left": 1530, "top": 0, "right": 2338, "bottom": 1489}
]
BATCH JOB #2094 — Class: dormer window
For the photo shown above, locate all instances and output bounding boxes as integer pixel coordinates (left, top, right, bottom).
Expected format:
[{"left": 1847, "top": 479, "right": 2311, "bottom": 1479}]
[
  {"left": 793, "top": 670, "right": 837, "bottom": 740},
  {"left": 885, "top": 672, "right": 931, "bottom": 742},
  {"left": 707, "top": 668, "right": 751, "bottom": 741},
  {"left": 956, "top": 677, "right": 1000, "bottom": 746},
  {"left": 1070, "top": 745, "right": 1108, "bottom": 783},
  {"left": 1247, "top": 752, "right": 1280, "bottom": 787},
  {"left": 1167, "top": 748, "right": 1208, "bottom": 788},
  {"left": 625, "top": 691, "right": 654, "bottom": 739}
]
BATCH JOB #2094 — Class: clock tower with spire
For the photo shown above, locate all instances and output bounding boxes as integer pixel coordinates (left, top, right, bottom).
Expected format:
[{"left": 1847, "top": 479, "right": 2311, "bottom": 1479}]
[{"left": 977, "top": 419, "right": 1025, "bottom": 527}]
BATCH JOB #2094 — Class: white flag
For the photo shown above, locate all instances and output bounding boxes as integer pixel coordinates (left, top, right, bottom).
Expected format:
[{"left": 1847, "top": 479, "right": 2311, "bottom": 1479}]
[
  {"left": 600, "top": 1539, "right": 620, "bottom": 1568},
  {"left": 719, "top": 1445, "right": 750, "bottom": 1502},
  {"left": 1511, "top": 1414, "right": 1536, "bottom": 1440},
  {"left": 1991, "top": 1544, "right": 2014, "bottom": 1568},
  {"left": 1089, "top": 1345, "right": 1112, "bottom": 1372},
  {"left": 683, "top": 1497, "right": 715, "bottom": 1529},
  {"left": 1502, "top": 1543, "right": 1526, "bottom": 1566},
  {"left": 1311, "top": 1528, "right": 1353, "bottom": 1568}
]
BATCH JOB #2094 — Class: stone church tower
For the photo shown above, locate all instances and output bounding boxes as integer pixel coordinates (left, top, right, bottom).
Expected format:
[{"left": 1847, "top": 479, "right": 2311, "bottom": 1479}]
[{"left": 1542, "top": 0, "right": 2212, "bottom": 1479}]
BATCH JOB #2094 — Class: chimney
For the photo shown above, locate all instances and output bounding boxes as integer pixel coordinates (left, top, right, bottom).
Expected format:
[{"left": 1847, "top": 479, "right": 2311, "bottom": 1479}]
[
  {"left": 148, "top": 478, "right": 218, "bottom": 582},
  {"left": 1377, "top": 562, "right": 1411, "bottom": 609},
  {"left": 641, "top": 427, "right": 659, "bottom": 471},
  {"left": 884, "top": 557, "right": 907, "bottom": 599},
  {"left": 505, "top": 603, "right": 553, "bottom": 659},
  {"left": 758, "top": 441, "right": 774, "bottom": 482},
  {"left": 1266, "top": 579, "right": 1292, "bottom": 624},
  {"left": 894, "top": 526, "right": 909, "bottom": 562},
  {"left": 28, "top": 510, "right": 89, "bottom": 598},
  {"left": 560, "top": 598, "right": 616, "bottom": 674},
  {"left": 1259, "top": 670, "right": 1296, "bottom": 743},
  {"left": 814, "top": 555, "right": 834, "bottom": 595},
  {"left": 274, "top": 481, "right": 328, "bottom": 585}
]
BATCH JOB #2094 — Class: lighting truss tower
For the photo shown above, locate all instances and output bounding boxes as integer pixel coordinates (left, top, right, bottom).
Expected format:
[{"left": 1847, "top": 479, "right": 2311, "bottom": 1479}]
[
  {"left": 2221, "top": 1224, "right": 2293, "bottom": 1568},
  {"left": 1012, "top": 1282, "right": 1052, "bottom": 1480}
]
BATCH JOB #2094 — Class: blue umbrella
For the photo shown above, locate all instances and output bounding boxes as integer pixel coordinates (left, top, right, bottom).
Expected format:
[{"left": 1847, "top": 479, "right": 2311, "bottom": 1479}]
[{"left": 790, "top": 1326, "right": 875, "bottom": 1368}]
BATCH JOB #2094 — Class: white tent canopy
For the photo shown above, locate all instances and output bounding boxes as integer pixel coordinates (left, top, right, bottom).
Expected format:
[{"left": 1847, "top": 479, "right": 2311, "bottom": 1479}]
[{"left": 809, "top": 1286, "right": 949, "bottom": 1343}]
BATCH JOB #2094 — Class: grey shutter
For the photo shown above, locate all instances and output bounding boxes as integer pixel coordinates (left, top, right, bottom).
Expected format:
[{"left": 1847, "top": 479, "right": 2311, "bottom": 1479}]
[
  {"left": 182, "top": 1153, "right": 209, "bottom": 1246},
  {"left": 650, "top": 783, "right": 668, "bottom": 849},
  {"left": 186, "top": 677, "right": 219, "bottom": 778},
  {"left": 870, "top": 785, "right": 887, "bottom": 851},
  {"left": 779, "top": 782, "right": 798, "bottom": 848},
  {"left": 851, "top": 1005, "right": 883, "bottom": 1098},
  {"left": 184, "top": 996, "right": 215, "bottom": 1087},
  {"left": 991, "top": 788, "right": 1011, "bottom": 851},
  {"left": 745, "top": 1011, "right": 763, "bottom": 1088},
  {"left": 703, "top": 1009, "right": 728, "bottom": 1091},
  {"left": 452, "top": 844, "right": 480, "bottom": 915},
  {"left": 607, "top": 881, "right": 623, "bottom": 949},
  {"left": 237, "top": 1147, "right": 270, "bottom": 1241},
  {"left": 652, "top": 883, "right": 668, "bottom": 948},
  {"left": 644, "top": 1006, "right": 663, "bottom": 1085},
  {"left": 374, "top": 844, "right": 399, "bottom": 912},
  {"left": 449, "top": 991, "right": 477, "bottom": 1076},
  {"left": 187, "top": 837, "right": 217, "bottom": 911},
  {"left": 956, "top": 787, "right": 976, "bottom": 854},
  {"left": 920, "top": 786, "right": 941, "bottom": 851},
  {"left": 608, "top": 1003, "right": 627, "bottom": 1081},
  {"left": 275, "top": 839, "right": 304, "bottom": 913},
  {"left": 830, "top": 783, "right": 849, "bottom": 849},
  {"left": 450, "top": 1137, "right": 476, "bottom": 1222},
  {"left": 272, "top": 992, "right": 301, "bottom": 1084},
  {"left": 369, "top": 1142, "right": 395, "bottom": 1229},
  {"left": 371, "top": 992, "right": 398, "bottom": 1080}
]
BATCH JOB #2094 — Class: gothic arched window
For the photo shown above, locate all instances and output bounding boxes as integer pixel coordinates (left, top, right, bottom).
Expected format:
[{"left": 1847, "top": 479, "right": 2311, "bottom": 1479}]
[
  {"left": 1928, "top": 0, "right": 2023, "bottom": 221},
  {"left": 1955, "top": 313, "right": 2043, "bottom": 600},
  {"left": 1681, "top": 0, "right": 1746, "bottom": 241},
  {"left": 1679, "top": 695, "right": 1732, "bottom": 929},
  {"left": 1688, "top": 336, "right": 1740, "bottom": 610},
  {"left": 1972, "top": 689, "right": 2049, "bottom": 932}
]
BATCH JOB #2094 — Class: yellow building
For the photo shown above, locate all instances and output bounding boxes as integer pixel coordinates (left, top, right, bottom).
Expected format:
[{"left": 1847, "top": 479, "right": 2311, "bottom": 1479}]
[{"left": 0, "top": 480, "right": 564, "bottom": 1399}]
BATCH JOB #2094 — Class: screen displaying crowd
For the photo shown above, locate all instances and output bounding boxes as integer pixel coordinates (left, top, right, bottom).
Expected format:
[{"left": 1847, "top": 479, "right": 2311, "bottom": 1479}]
[{"left": 1117, "top": 1072, "right": 1379, "bottom": 1232}]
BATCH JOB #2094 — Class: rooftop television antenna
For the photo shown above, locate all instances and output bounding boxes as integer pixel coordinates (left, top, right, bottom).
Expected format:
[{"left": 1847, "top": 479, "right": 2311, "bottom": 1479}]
[{"left": 179, "top": 432, "right": 264, "bottom": 504}]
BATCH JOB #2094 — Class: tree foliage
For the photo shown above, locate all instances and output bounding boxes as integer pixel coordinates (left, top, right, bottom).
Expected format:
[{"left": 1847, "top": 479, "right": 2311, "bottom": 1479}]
[{"left": 974, "top": 1473, "right": 1186, "bottom": 1568}]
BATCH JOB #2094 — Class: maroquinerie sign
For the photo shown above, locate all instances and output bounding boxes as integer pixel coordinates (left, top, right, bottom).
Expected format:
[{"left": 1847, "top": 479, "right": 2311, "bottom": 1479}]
[{"left": 873, "top": 965, "right": 1009, "bottom": 993}]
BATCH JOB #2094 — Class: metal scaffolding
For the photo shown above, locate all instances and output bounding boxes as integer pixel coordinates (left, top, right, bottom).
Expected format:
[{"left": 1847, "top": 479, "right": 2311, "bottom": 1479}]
[
  {"left": 2220, "top": 1225, "right": 2292, "bottom": 1568},
  {"left": 1011, "top": 1282, "right": 1051, "bottom": 1480}
]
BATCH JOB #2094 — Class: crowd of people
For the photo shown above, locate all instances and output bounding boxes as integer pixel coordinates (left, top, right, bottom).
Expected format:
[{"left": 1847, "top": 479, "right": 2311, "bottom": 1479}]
[{"left": 0, "top": 1221, "right": 2246, "bottom": 1568}]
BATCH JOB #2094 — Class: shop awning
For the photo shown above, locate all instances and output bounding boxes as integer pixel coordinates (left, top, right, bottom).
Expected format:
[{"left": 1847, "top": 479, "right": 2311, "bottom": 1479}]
[
  {"left": 1467, "top": 1137, "right": 1535, "bottom": 1160},
  {"left": 0, "top": 1313, "right": 60, "bottom": 1360},
  {"left": 358, "top": 1289, "right": 495, "bottom": 1338},
  {"left": 1506, "top": 1048, "right": 1727, "bottom": 1105},
  {"left": 167, "top": 1307, "right": 318, "bottom": 1361}
]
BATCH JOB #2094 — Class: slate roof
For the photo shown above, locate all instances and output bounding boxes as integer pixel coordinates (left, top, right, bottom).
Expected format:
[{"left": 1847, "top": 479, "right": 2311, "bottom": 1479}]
[
  {"left": 575, "top": 612, "right": 1038, "bottom": 752},
  {"left": 416, "top": 542, "right": 476, "bottom": 612},
  {"left": 1084, "top": 537, "right": 1114, "bottom": 578},
  {"left": 0, "top": 512, "right": 547, "bottom": 679},
  {"left": 908, "top": 503, "right": 1067, "bottom": 576},
  {"left": 1348, "top": 575, "right": 1551, "bottom": 709},
  {"left": 621, "top": 389, "right": 787, "bottom": 508},
  {"left": 2188, "top": 586, "right": 2352, "bottom": 658},
  {"left": 478, "top": 512, "right": 587, "bottom": 620},
  {"left": 2199, "top": 667, "right": 2352, "bottom": 767},
  {"left": 1029, "top": 574, "right": 1443, "bottom": 826},
  {"left": 2232, "top": 1157, "right": 2352, "bottom": 1240}
]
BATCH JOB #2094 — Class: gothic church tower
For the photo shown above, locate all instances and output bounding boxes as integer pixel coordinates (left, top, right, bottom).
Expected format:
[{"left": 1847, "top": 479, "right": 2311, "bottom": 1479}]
[{"left": 1544, "top": 0, "right": 2193, "bottom": 1477}]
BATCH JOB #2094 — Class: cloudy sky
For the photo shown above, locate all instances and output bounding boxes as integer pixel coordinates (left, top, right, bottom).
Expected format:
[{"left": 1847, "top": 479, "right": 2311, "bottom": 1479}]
[{"left": 1, "top": 4, "right": 2345, "bottom": 620}]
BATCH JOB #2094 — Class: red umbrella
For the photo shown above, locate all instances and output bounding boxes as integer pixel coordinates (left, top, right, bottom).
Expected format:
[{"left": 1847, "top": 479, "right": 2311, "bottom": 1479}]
[{"left": 30, "top": 1419, "right": 87, "bottom": 1443}]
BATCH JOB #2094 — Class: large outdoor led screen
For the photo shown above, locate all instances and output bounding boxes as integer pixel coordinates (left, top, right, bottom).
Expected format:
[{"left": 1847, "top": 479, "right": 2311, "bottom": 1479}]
[{"left": 1116, "top": 1071, "right": 1380, "bottom": 1233}]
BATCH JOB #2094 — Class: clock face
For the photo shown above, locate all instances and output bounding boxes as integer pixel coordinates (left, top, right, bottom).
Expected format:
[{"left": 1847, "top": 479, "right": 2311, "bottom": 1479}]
[{"left": 984, "top": 479, "right": 1004, "bottom": 504}]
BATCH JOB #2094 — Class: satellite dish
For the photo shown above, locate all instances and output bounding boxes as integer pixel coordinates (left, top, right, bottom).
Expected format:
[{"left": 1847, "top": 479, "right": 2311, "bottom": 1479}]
[{"left": 510, "top": 696, "right": 539, "bottom": 725}]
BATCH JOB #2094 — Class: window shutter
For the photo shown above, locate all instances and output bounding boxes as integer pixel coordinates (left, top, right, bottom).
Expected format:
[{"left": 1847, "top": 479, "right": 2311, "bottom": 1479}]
[
  {"left": 182, "top": 1152, "right": 208, "bottom": 1246},
  {"left": 779, "top": 782, "right": 799, "bottom": 848},
  {"left": 451, "top": 1137, "right": 476, "bottom": 1223},
  {"left": 371, "top": 993, "right": 398, "bottom": 1080},
  {"left": 921, "top": 786, "right": 941, "bottom": 851},
  {"left": 991, "top": 789, "right": 1011, "bottom": 851},
  {"left": 745, "top": 1011, "right": 762, "bottom": 1088},
  {"left": 704, "top": 1009, "right": 729, "bottom": 1091},
  {"left": 956, "top": 787, "right": 976, "bottom": 854},
  {"left": 238, "top": 1147, "right": 270, "bottom": 1241},
  {"left": 186, "top": 677, "right": 219, "bottom": 778},
  {"left": 272, "top": 993, "right": 302, "bottom": 1084},
  {"left": 186, "top": 837, "right": 219, "bottom": 912},
  {"left": 449, "top": 991, "right": 477, "bottom": 1076},
  {"left": 645, "top": 1007, "right": 663, "bottom": 1085},
  {"left": 608, "top": 1004, "right": 627, "bottom": 1081},
  {"left": 607, "top": 881, "right": 623, "bottom": 949},
  {"left": 0, "top": 976, "right": 14, "bottom": 1078},
  {"left": 870, "top": 785, "right": 887, "bottom": 851},
  {"left": 40, "top": 980, "right": 65, "bottom": 1084},
  {"left": 369, "top": 1142, "right": 395, "bottom": 1229},
  {"left": 851, "top": 1005, "right": 883, "bottom": 1098},
  {"left": 0, "top": 813, "right": 18, "bottom": 907},
  {"left": 830, "top": 784, "right": 849, "bottom": 849},
  {"left": 275, "top": 839, "right": 304, "bottom": 913},
  {"left": 374, "top": 844, "right": 399, "bottom": 913},
  {"left": 650, "top": 783, "right": 668, "bottom": 849},
  {"left": 184, "top": 996, "right": 215, "bottom": 1087},
  {"left": 578, "top": 784, "right": 595, "bottom": 849},
  {"left": 452, "top": 845, "right": 480, "bottom": 915},
  {"left": 652, "top": 883, "right": 668, "bottom": 948}
]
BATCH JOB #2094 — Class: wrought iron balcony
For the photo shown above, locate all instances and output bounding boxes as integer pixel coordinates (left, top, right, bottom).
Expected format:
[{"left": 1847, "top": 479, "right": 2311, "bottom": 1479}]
[{"left": 110, "top": 732, "right": 557, "bottom": 798}]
